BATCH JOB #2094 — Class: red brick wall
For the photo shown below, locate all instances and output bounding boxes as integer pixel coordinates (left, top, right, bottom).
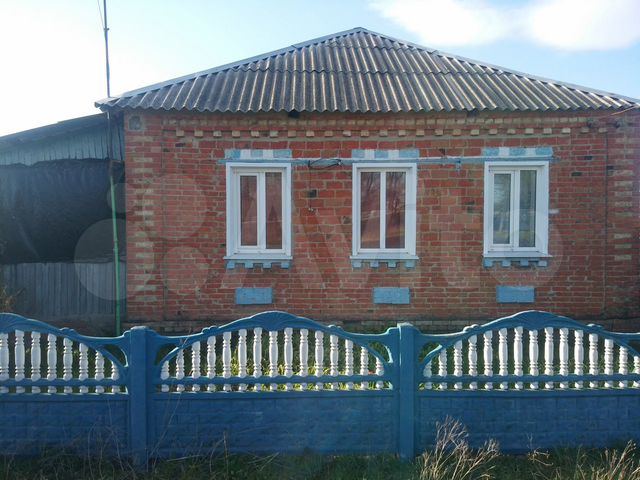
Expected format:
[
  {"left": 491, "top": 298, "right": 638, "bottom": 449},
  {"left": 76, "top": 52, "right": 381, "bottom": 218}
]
[{"left": 122, "top": 110, "right": 639, "bottom": 332}]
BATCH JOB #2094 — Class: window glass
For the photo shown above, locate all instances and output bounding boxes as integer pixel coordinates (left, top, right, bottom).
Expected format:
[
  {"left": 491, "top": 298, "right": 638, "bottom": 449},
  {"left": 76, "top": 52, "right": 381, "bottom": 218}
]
[
  {"left": 265, "top": 172, "right": 283, "bottom": 249},
  {"left": 519, "top": 170, "right": 537, "bottom": 248},
  {"left": 492, "top": 173, "right": 511, "bottom": 245},
  {"left": 385, "top": 171, "right": 406, "bottom": 248},
  {"left": 240, "top": 175, "right": 257, "bottom": 246},
  {"left": 360, "top": 171, "right": 381, "bottom": 249}
]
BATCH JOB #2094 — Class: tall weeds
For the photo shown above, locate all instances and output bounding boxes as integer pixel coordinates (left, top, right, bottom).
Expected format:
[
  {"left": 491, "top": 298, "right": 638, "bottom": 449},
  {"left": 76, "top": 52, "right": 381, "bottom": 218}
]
[{"left": 418, "top": 418, "right": 499, "bottom": 480}]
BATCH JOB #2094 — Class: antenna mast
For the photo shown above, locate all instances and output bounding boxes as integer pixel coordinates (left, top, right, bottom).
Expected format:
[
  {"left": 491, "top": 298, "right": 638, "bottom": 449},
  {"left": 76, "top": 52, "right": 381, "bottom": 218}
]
[
  {"left": 101, "top": 0, "right": 121, "bottom": 335},
  {"left": 103, "top": 0, "right": 111, "bottom": 97}
]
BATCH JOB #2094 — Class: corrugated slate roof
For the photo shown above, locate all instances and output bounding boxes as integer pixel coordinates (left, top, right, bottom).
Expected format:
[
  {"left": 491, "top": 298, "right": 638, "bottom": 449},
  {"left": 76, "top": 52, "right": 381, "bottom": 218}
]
[{"left": 97, "top": 28, "right": 640, "bottom": 113}]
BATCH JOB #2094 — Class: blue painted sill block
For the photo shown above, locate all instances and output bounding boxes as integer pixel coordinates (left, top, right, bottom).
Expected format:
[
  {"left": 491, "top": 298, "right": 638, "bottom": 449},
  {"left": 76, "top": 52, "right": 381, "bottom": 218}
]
[
  {"left": 496, "top": 286, "right": 535, "bottom": 303},
  {"left": 373, "top": 287, "right": 411, "bottom": 305},
  {"left": 235, "top": 288, "right": 273, "bottom": 305}
]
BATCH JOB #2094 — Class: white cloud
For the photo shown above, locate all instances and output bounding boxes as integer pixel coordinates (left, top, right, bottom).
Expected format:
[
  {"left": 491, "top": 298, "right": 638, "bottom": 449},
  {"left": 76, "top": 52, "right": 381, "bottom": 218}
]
[
  {"left": 525, "top": 0, "right": 640, "bottom": 51},
  {"left": 371, "top": 0, "right": 640, "bottom": 50},
  {"left": 370, "top": 0, "right": 513, "bottom": 47}
]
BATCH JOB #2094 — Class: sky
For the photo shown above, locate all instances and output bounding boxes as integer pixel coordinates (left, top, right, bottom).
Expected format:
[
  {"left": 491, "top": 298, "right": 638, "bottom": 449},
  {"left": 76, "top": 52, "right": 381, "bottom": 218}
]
[{"left": 1, "top": 0, "right": 639, "bottom": 137}]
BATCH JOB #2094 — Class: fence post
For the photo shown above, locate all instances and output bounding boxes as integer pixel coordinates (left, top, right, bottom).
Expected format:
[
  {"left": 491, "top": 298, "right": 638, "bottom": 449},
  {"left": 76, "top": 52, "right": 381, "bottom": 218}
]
[
  {"left": 397, "top": 322, "right": 418, "bottom": 459},
  {"left": 128, "top": 326, "right": 151, "bottom": 469}
]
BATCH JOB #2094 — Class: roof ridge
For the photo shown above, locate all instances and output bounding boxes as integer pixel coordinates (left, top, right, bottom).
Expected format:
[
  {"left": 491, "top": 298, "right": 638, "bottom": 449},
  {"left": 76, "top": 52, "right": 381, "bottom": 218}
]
[
  {"left": 96, "top": 27, "right": 640, "bottom": 112},
  {"left": 101, "top": 27, "right": 383, "bottom": 102}
]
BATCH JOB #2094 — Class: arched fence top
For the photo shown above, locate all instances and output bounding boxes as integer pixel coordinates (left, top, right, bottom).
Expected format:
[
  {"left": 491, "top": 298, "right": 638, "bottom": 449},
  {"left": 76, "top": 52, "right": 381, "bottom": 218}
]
[
  {"left": 0, "top": 312, "right": 129, "bottom": 372},
  {"left": 418, "top": 310, "right": 640, "bottom": 369},
  {"left": 152, "top": 311, "right": 398, "bottom": 393},
  {"left": 153, "top": 310, "right": 398, "bottom": 369},
  {"left": 418, "top": 310, "right": 640, "bottom": 392}
]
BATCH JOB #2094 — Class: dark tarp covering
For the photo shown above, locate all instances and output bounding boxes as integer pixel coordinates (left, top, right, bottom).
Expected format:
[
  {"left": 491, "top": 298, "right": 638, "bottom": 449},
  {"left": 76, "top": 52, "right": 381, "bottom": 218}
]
[{"left": 0, "top": 159, "right": 125, "bottom": 263}]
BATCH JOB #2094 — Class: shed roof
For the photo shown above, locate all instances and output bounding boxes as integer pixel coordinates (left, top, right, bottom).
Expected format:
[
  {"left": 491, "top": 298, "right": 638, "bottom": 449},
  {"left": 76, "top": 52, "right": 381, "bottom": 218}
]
[
  {"left": 0, "top": 114, "right": 124, "bottom": 165},
  {"left": 97, "top": 27, "right": 640, "bottom": 114}
]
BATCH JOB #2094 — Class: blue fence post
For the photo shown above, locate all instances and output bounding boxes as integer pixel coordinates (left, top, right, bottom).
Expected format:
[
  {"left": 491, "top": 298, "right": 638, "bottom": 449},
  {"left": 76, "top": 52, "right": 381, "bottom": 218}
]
[
  {"left": 397, "top": 322, "right": 418, "bottom": 459},
  {"left": 128, "top": 326, "right": 152, "bottom": 469}
]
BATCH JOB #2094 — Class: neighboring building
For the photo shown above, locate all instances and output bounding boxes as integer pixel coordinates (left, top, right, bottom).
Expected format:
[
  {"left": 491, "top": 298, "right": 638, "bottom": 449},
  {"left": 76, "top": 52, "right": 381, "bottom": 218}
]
[
  {"left": 98, "top": 28, "right": 640, "bottom": 332},
  {"left": 0, "top": 114, "right": 125, "bottom": 334}
]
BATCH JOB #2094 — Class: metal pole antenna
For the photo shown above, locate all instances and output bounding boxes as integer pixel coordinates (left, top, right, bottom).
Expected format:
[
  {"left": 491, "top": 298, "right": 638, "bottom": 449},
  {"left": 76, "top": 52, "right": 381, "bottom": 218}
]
[{"left": 102, "top": 0, "right": 122, "bottom": 335}]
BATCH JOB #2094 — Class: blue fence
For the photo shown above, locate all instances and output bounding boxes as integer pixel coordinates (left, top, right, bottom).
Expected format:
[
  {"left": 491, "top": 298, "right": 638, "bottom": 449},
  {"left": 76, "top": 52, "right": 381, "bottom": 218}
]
[{"left": 0, "top": 310, "right": 639, "bottom": 466}]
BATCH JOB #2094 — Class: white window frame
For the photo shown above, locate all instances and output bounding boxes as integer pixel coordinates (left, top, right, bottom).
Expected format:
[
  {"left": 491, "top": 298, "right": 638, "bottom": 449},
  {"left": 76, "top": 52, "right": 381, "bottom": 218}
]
[
  {"left": 225, "top": 163, "right": 292, "bottom": 259},
  {"left": 352, "top": 163, "right": 417, "bottom": 258},
  {"left": 483, "top": 161, "right": 549, "bottom": 257}
]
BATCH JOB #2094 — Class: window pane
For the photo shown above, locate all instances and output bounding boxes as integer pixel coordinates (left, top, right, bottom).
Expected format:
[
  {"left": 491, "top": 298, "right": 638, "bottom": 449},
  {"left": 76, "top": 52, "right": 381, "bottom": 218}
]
[
  {"left": 265, "top": 172, "right": 283, "bottom": 249},
  {"left": 493, "top": 173, "right": 511, "bottom": 244},
  {"left": 360, "top": 172, "right": 380, "bottom": 248},
  {"left": 240, "top": 176, "right": 257, "bottom": 246},
  {"left": 385, "top": 171, "right": 406, "bottom": 248},
  {"left": 519, "top": 170, "right": 537, "bottom": 247}
]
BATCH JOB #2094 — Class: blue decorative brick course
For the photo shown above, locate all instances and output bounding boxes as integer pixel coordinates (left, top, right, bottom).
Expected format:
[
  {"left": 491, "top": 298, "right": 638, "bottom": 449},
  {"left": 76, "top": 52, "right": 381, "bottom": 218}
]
[
  {"left": 481, "top": 147, "right": 554, "bottom": 158},
  {"left": 225, "top": 149, "right": 293, "bottom": 160},
  {"left": 351, "top": 149, "right": 419, "bottom": 160}
]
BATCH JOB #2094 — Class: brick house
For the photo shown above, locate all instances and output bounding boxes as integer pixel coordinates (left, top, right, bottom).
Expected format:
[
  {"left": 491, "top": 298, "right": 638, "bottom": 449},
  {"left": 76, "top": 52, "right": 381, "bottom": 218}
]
[{"left": 98, "top": 28, "right": 640, "bottom": 332}]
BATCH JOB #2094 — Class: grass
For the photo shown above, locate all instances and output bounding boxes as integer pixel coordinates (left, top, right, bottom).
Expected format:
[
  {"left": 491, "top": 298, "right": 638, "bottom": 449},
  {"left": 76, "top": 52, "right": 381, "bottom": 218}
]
[{"left": 3, "top": 421, "right": 640, "bottom": 480}]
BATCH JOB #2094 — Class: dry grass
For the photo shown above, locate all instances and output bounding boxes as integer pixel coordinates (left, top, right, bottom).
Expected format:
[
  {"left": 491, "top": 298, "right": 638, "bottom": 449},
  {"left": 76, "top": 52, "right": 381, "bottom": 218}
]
[{"left": 418, "top": 418, "right": 499, "bottom": 480}]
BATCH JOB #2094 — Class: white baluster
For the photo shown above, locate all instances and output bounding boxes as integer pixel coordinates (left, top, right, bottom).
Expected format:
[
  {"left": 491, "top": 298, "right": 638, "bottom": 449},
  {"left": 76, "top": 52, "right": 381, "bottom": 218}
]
[
  {"left": 238, "top": 330, "right": 247, "bottom": 392},
  {"left": 375, "top": 356, "right": 384, "bottom": 390},
  {"left": 329, "top": 334, "right": 339, "bottom": 390},
  {"left": 468, "top": 335, "right": 477, "bottom": 391},
  {"left": 207, "top": 336, "right": 217, "bottom": 392},
  {"left": 15, "top": 330, "right": 25, "bottom": 394},
  {"left": 633, "top": 355, "right": 640, "bottom": 388},
  {"left": 223, "top": 332, "right": 232, "bottom": 392},
  {"left": 315, "top": 331, "right": 324, "bottom": 390},
  {"left": 299, "top": 329, "right": 309, "bottom": 390},
  {"left": 176, "top": 349, "right": 185, "bottom": 393},
  {"left": 559, "top": 328, "right": 569, "bottom": 389},
  {"left": 574, "top": 330, "right": 584, "bottom": 389},
  {"left": 47, "top": 334, "right": 56, "bottom": 394},
  {"left": 438, "top": 349, "right": 447, "bottom": 390},
  {"left": 589, "top": 333, "right": 599, "bottom": 388},
  {"left": 95, "top": 351, "right": 104, "bottom": 394},
  {"left": 604, "top": 338, "right": 614, "bottom": 388},
  {"left": 160, "top": 361, "right": 170, "bottom": 393},
  {"left": 283, "top": 328, "right": 293, "bottom": 391},
  {"left": 345, "top": 339, "right": 354, "bottom": 390},
  {"left": 484, "top": 331, "right": 493, "bottom": 390},
  {"left": 0, "top": 333, "right": 9, "bottom": 394},
  {"left": 111, "top": 359, "right": 120, "bottom": 393},
  {"left": 619, "top": 346, "right": 628, "bottom": 388},
  {"left": 544, "top": 327, "right": 554, "bottom": 390},
  {"left": 360, "top": 346, "right": 369, "bottom": 390},
  {"left": 423, "top": 361, "right": 433, "bottom": 390},
  {"left": 252, "top": 329, "right": 261, "bottom": 392},
  {"left": 63, "top": 338, "right": 73, "bottom": 393},
  {"left": 269, "top": 331, "right": 278, "bottom": 391},
  {"left": 30, "top": 332, "right": 41, "bottom": 393},
  {"left": 78, "top": 343, "right": 88, "bottom": 394},
  {"left": 499, "top": 328, "right": 508, "bottom": 390},
  {"left": 453, "top": 341, "right": 462, "bottom": 390},
  {"left": 191, "top": 341, "right": 201, "bottom": 392},
  {"left": 529, "top": 330, "right": 539, "bottom": 390},
  {"left": 514, "top": 327, "right": 523, "bottom": 390}
]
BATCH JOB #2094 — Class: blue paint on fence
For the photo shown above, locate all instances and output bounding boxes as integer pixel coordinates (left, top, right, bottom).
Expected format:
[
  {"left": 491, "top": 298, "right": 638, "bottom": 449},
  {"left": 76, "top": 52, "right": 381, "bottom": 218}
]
[
  {"left": 373, "top": 287, "right": 410, "bottom": 304},
  {"left": 2, "top": 310, "right": 640, "bottom": 468},
  {"left": 235, "top": 288, "right": 273, "bottom": 305},
  {"left": 497, "top": 286, "right": 535, "bottom": 303}
]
